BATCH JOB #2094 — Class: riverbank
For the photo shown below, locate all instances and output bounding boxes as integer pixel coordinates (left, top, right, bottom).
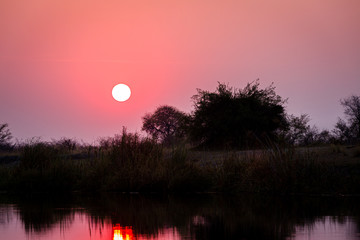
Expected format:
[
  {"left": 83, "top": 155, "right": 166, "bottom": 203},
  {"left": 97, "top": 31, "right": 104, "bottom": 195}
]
[{"left": 1, "top": 136, "right": 359, "bottom": 194}]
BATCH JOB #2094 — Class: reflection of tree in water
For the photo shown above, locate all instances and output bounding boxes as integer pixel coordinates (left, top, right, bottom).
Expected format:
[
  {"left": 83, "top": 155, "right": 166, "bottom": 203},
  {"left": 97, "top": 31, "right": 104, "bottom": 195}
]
[
  {"left": 83, "top": 194, "right": 198, "bottom": 237},
  {"left": 187, "top": 195, "right": 360, "bottom": 240},
  {"left": 1, "top": 194, "right": 360, "bottom": 239},
  {"left": 7, "top": 195, "right": 76, "bottom": 233},
  {"left": 0, "top": 205, "right": 15, "bottom": 225}
]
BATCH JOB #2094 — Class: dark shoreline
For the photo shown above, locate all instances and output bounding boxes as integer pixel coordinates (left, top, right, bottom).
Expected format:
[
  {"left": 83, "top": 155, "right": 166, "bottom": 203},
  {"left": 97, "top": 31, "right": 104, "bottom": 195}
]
[{"left": 1, "top": 139, "right": 360, "bottom": 195}]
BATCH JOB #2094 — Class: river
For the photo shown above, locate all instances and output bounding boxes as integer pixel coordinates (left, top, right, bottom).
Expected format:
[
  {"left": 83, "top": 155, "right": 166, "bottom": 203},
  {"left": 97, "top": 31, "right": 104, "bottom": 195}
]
[{"left": 0, "top": 193, "right": 359, "bottom": 240}]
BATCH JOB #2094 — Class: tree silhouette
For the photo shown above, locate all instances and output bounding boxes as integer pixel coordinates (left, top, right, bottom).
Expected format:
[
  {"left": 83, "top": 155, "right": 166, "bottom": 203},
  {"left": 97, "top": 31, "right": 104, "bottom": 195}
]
[
  {"left": 142, "top": 105, "right": 189, "bottom": 145},
  {"left": 0, "top": 123, "right": 13, "bottom": 150},
  {"left": 334, "top": 95, "right": 360, "bottom": 143},
  {"left": 190, "top": 81, "right": 287, "bottom": 148},
  {"left": 279, "top": 114, "right": 334, "bottom": 146}
]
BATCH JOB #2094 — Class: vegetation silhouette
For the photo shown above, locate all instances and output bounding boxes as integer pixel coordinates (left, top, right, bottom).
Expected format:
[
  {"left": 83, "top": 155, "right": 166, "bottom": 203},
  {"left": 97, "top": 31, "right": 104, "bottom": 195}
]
[
  {"left": 334, "top": 95, "right": 360, "bottom": 144},
  {"left": 278, "top": 114, "right": 333, "bottom": 146},
  {"left": 0, "top": 123, "right": 12, "bottom": 150},
  {"left": 0, "top": 81, "right": 360, "bottom": 194},
  {"left": 189, "top": 80, "right": 287, "bottom": 149},
  {"left": 0, "top": 134, "right": 359, "bottom": 194},
  {"left": 142, "top": 105, "right": 189, "bottom": 146}
]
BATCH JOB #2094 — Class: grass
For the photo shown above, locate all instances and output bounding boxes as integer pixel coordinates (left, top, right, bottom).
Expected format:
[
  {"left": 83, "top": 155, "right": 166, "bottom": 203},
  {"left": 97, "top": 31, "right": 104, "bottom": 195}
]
[{"left": 0, "top": 134, "right": 359, "bottom": 194}]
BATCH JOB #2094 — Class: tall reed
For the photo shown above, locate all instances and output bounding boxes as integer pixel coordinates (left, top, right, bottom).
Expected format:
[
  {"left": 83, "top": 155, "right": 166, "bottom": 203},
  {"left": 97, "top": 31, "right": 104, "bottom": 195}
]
[{"left": 0, "top": 135, "right": 359, "bottom": 194}]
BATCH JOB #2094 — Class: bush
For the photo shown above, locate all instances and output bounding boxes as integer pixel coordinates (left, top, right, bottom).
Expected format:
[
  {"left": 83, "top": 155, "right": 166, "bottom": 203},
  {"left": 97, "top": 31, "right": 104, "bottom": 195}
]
[{"left": 190, "top": 81, "right": 287, "bottom": 149}]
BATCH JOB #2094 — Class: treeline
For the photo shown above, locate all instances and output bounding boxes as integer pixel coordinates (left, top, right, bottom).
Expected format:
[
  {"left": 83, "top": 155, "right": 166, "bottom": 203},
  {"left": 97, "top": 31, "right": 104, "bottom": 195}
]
[
  {"left": 1, "top": 80, "right": 359, "bottom": 150},
  {"left": 142, "top": 80, "right": 360, "bottom": 148}
]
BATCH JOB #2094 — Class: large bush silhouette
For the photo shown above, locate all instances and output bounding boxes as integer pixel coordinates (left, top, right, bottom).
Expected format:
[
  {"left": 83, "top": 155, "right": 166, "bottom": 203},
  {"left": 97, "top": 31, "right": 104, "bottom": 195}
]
[{"left": 189, "top": 81, "right": 287, "bottom": 148}]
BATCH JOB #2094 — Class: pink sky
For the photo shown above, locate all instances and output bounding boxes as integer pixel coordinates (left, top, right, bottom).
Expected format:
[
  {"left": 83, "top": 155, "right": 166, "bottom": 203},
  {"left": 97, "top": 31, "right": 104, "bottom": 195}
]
[{"left": 1, "top": 0, "right": 360, "bottom": 143}]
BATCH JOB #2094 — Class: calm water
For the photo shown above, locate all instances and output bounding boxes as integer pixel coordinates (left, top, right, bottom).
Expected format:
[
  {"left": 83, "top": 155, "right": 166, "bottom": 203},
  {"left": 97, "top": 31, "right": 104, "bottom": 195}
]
[{"left": 0, "top": 193, "right": 359, "bottom": 240}]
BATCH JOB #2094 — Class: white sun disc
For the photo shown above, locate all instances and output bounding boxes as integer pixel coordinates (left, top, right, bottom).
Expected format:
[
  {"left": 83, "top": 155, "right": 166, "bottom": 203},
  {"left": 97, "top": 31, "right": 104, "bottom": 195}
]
[{"left": 112, "top": 84, "right": 131, "bottom": 102}]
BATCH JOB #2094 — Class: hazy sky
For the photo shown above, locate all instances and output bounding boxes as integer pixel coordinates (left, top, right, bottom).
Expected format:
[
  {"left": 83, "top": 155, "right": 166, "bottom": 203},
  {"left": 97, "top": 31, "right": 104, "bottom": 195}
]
[{"left": 1, "top": 0, "right": 360, "bottom": 143}]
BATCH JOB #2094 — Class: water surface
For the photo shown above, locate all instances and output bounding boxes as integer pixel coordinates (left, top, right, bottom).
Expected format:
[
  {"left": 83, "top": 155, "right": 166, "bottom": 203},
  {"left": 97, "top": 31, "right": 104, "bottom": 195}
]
[{"left": 0, "top": 193, "right": 359, "bottom": 240}]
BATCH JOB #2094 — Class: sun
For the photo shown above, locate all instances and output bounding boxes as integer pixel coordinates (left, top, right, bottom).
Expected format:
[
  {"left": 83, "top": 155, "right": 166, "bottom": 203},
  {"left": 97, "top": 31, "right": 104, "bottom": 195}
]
[{"left": 112, "top": 84, "right": 131, "bottom": 102}]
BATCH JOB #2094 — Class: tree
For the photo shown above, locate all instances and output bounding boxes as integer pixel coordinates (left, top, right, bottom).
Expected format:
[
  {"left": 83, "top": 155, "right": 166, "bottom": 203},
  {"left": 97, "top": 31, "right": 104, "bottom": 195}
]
[
  {"left": 53, "top": 137, "right": 78, "bottom": 152},
  {"left": 316, "top": 129, "right": 333, "bottom": 145},
  {"left": 334, "top": 95, "right": 360, "bottom": 143},
  {"left": 190, "top": 80, "right": 287, "bottom": 148},
  {"left": 0, "top": 123, "right": 13, "bottom": 150},
  {"left": 142, "top": 105, "right": 189, "bottom": 145},
  {"left": 333, "top": 118, "right": 353, "bottom": 143},
  {"left": 281, "top": 114, "right": 310, "bottom": 145},
  {"left": 279, "top": 114, "right": 333, "bottom": 146}
]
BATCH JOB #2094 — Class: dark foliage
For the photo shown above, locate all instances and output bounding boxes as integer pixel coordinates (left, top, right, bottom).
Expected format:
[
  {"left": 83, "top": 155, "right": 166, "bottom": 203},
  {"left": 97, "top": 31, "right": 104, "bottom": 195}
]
[
  {"left": 0, "top": 123, "right": 13, "bottom": 150},
  {"left": 278, "top": 114, "right": 334, "bottom": 146},
  {"left": 1, "top": 136, "right": 360, "bottom": 194},
  {"left": 142, "top": 105, "right": 190, "bottom": 145},
  {"left": 278, "top": 114, "right": 310, "bottom": 145},
  {"left": 334, "top": 95, "right": 360, "bottom": 143},
  {"left": 189, "top": 81, "right": 287, "bottom": 148},
  {"left": 52, "top": 137, "right": 78, "bottom": 153}
]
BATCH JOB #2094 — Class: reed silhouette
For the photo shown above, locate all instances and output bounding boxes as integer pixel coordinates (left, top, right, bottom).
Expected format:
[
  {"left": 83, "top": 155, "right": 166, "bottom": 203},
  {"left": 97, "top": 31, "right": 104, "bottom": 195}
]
[{"left": 1, "top": 133, "right": 359, "bottom": 194}]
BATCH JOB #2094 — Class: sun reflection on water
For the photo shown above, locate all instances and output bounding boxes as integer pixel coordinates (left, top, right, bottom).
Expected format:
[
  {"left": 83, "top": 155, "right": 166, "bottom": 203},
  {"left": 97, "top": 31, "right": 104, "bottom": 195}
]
[{"left": 113, "top": 224, "right": 134, "bottom": 240}]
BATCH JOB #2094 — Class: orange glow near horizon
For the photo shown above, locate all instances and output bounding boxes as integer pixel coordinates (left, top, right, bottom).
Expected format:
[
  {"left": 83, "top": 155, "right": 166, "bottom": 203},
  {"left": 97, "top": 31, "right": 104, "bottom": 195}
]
[{"left": 113, "top": 224, "right": 134, "bottom": 240}]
